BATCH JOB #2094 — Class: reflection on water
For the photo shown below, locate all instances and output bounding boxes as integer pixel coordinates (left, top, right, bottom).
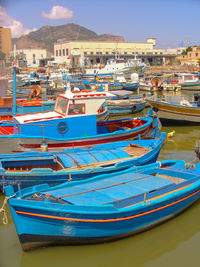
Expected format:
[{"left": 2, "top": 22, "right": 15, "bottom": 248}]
[{"left": 1, "top": 90, "right": 200, "bottom": 267}]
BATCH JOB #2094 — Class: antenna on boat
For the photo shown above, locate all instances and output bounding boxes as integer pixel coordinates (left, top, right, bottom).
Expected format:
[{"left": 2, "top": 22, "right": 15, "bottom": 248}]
[{"left": 12, "top": 62, "right": 17, "bottom": 116}]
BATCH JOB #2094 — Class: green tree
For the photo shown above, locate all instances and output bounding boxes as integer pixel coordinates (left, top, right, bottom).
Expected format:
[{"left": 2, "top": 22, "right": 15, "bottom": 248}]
[
  {"left": 181, "top": 46, "right": 192, "bottom": 55},
  {"left": 0, "top": 51, "right": 6, "bottom": 60}
]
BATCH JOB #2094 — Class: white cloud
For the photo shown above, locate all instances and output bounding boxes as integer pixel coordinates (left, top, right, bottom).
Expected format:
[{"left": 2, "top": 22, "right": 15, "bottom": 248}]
[
  {"left": 0, "top": 6, "right": 37, "bottom": 38},
  {"left": 41, "top": 5, "right": 73, "bottom": 20}
]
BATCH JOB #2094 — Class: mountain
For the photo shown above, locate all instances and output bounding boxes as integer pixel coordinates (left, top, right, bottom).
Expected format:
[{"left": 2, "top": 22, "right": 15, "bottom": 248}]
[{"left": 12, "top": 23, "right": 124, "bottom": 53}]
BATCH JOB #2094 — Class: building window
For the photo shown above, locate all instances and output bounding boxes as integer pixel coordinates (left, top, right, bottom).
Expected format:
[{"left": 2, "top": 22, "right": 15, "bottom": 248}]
[
  {"left": 160, "top": 52, "right": 163, "bottom": 55},
  {"left": 132, "top": 52, "right": 135, "bottom": 54},
  {"left": 99, "top": 52, "right": 102, "bottom": 55},
  {"left": 63, "top": 49, "right": 65, "bottom": 56},
  {"left": 196, "top": 53, "right": 198, "bottom": 57},
  {"left": 66, "top": 49, "right": 69, "bottom": 55},
  {"left": 155, "top": 52, "right": 157, "bottom": 55},
  {"left": 33, "top": 54, "right": 35, "bottom": 58},
  {"left": 59, "top": 50, "right": 61, "bottom": 56},
  {"left": 84, "top": 52, "right": 87, "bottom": 55},
  {"left": 106, "top": 52, "right": 109, "bottom": 55},
  {"left": 124, "top": 52, "right": 127, "bottom": 55},
  {"left": 135, "top": 52, "right": 138, "bottom": 54},
  {"left": 41, "top": 54, "right": 43, "bottom": 58},
  {"left": 142, "top": 52, "right": 145, "bottom": 55},
  {"left": 90, "top": 52, "right": 94, "bottom": 55},
  {"left": 56, "top": 50, "right": 58, "bottom": 56}
]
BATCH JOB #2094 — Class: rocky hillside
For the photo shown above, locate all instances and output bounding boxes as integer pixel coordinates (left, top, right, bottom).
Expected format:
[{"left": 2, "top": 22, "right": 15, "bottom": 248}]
[{"left": 12, "top": 23, "right": 124, "bottom": 53}]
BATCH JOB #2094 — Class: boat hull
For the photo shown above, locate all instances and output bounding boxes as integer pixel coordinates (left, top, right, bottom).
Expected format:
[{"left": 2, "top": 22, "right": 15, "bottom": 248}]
[
  {"left": 0, "top": 136, "right": 165, "bottom": 190},
  {"left": 0, "top": 116, "right": 158, "bottom": 152},
  {"left": 148, "top": 100, "right": 200, "bottom": 124},
  {"left": 180, "top": 82, "right": 200, "bottom": 90},
  {"left": 107, "top": 103, "right": 146, "bottom": 115},
  {"left": 8, "top": 182, "right": 200, "bottom": 251}
]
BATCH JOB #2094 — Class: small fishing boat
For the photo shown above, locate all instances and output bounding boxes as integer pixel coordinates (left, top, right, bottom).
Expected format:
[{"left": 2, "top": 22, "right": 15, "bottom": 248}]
[
  {"left": 82, "top": 58, "right": 146, "bottom": 78},
  {"left": 139, "top": 76, "right": 181, "bottom": 92},
  {"left": 5, "top": 159, "right": 200, "bottom": 251},
  {"left": 0, "top": 86, "right": 55, "bottom": 122},
  {"left": 169, "top": 73, "right": 200, "bottom": 90},
  {"left": 0, "top": 132, "right": 166, "bottom": 190},
  {"left": 0, "top": 90, "right": 160, "bottom": 153},
  {"left": 106, "top": 98, "right": 146, "bottom": 115},
  {"left": 148, "top": 94, "right": 200, "bottom": 124}
]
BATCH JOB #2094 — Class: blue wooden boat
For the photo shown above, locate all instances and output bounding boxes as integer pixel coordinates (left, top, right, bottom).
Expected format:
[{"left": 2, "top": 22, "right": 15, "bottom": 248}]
[
  {"left": 0, "top": 90, "right": 160, "bottom": 153},
  {"left": 5, "top": 159, "right": 200, "bottom": 251},
  {"left": 0, "top": 132, "right": 166, "bottom": 190},
  {"left": 122, "top": 82, "right": 138, "bottom": 91},
  {"left": 106, "top": 99, "right": 146, "bottom": 115}
]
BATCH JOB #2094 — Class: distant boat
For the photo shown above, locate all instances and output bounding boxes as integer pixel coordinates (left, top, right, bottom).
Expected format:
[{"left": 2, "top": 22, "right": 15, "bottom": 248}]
[
  {"left": 0, "top": 132, "right": 166, "bottom": 190},
  {"left": 82, "top": 58, "right": 146, "bottom": 78},
  {"left": 5, "top": 159, "right": 200, "bottom": 251},
  {"left": 169, "top": 73, "right": 200, "bottom": 90}
]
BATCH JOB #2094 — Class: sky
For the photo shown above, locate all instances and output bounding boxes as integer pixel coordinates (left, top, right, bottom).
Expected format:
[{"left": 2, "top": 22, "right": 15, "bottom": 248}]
[{"left": 0, "top": 0, "right": 200, "bottom": 49}]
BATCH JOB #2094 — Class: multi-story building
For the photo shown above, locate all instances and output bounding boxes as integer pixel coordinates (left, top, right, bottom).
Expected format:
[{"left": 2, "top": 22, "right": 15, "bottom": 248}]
[
  {"left": 0, "top": 27, "right": 12, "bottom": 59},
  {"left": 54, "top": 39, "right": 167, "bottom": 67},
  {"left": 10, "top": 48, "right": 47, "bottom": 67},
  {"left": 176, "top": 47, "right": 200, "bottom": 66},
  {"left": 187, "top": 47, "right": 200, "bottom": 65}
]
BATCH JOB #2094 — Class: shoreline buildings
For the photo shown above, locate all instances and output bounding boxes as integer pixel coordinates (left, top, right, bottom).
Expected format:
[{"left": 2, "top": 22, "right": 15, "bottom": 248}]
[{"left": 54, "top": 38, "right": 168, "bottom": 67}]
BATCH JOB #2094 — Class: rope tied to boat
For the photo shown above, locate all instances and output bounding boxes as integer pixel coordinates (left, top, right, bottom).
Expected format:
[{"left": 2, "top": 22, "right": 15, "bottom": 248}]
[
  {"left": 0, "top": 194, "right": 16, "bottom": 225},
  {"left": 157, "top": 161, "right": 162, "bottom": 167}
]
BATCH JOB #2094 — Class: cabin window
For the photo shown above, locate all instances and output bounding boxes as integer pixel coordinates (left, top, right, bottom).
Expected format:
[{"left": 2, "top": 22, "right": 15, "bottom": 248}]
[
  {"left": 68, "top": 104, "right": 85, "bottom": 115},
  {"left": 184, "top": 75, "right": 193, "bottom": 81},
  {"left": 54, "top": 96, "right": 68, "bottom": 115}
]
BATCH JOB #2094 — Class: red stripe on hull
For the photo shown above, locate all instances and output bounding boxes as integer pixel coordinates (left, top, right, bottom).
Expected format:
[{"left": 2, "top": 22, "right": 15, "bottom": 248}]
[{"left": 20, "top": 126, "right": 151, "bottom": 149}]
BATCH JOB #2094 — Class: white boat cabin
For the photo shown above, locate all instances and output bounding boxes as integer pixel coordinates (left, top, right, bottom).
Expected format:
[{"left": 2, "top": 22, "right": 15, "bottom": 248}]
[
  {"left": 15, "top": 90, "right": 114, "bottom": 125},
  {"left": 176, "top": 73, "right": 199, "bottom": 83}
]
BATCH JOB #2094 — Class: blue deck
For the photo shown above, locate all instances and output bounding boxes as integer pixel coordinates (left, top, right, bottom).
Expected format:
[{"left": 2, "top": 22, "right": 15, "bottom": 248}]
[{"left": 45, "top": 172, "right": 174, "bottom": 206}]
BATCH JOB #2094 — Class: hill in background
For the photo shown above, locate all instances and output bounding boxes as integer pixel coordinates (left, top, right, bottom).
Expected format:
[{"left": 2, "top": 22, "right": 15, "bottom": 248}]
[{"left": 12, "top": 23, "right": 124, "bottom": 54}]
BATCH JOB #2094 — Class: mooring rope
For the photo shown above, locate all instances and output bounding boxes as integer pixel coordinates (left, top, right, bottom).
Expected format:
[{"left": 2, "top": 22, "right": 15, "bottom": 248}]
[{"left": 0, "top": 194, "right": 16, "bottom": 225}]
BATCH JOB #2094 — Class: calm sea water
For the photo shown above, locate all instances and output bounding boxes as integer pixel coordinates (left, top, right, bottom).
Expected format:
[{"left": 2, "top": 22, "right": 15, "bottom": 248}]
[{"left": 1, "top": 90, "right": 200, "bottom": 267}]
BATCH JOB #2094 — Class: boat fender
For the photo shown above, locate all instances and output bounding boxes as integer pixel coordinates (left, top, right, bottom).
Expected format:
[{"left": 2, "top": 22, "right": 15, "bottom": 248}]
[
  {"left": 152, "top": 106, "right": 159, "bottom": 113},
  {"left": 184, "top": 163, "right": 189, "bottom": 169},
  {"left": 41, "top": 140, "right": 48, "bottom": 152},
  {"left": 131, "top": 105, "right": 136, "bottom": 113}
]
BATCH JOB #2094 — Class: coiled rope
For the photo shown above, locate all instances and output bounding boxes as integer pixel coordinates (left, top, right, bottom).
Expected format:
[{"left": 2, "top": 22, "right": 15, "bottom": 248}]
[{"left": 0, "top": 195, "right": 16, "bottom": 224}]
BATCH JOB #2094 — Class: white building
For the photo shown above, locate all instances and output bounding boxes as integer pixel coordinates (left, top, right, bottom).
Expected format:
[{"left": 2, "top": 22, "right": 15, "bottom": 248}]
[
  {"left": 166, "top": 47, "right": 186, "bottom": 55},
  {"left": 54, "top": 39, "right": 166, "bottom": 67},
  {"left": 10, "top": 48, "right": 47, "bottom": 67}
]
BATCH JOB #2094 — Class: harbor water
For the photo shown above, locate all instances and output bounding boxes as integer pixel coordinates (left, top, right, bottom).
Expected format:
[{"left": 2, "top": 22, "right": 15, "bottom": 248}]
[{"left": 1, "top": 90, "right": 200, "bottom": 267}]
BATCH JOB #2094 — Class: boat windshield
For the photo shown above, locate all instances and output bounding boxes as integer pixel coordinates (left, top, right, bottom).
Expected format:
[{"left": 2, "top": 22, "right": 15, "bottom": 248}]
[{"left": 54, "top": 96, "right": 68, "bottom": 115}]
